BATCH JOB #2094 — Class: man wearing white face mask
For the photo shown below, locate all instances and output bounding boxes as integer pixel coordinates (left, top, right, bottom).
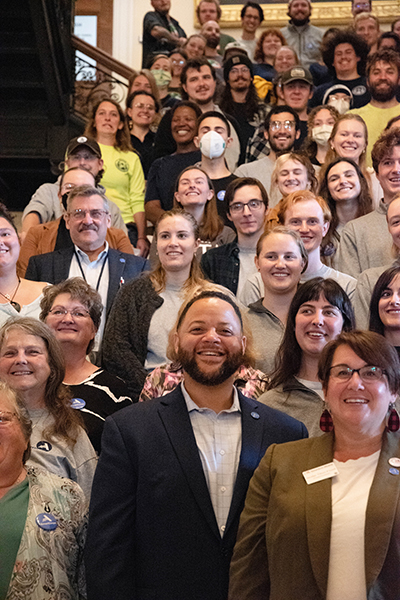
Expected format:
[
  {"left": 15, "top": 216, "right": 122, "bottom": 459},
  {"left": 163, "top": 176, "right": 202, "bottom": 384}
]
[
  {"left": 194, "top": 112, "right": 238, "bottom": 226},
  {"left": 310, "top": 31, "right": 370, "bottom": 110}
]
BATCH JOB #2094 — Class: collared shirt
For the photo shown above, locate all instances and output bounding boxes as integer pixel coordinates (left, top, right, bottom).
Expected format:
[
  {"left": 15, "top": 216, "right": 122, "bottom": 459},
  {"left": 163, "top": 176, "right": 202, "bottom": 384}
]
[
  {"left": 69, "top": 243, "right": 109, "bottom": 351},
  {"left": 181, "top": 382, "right": 242, "bottom": 536}
]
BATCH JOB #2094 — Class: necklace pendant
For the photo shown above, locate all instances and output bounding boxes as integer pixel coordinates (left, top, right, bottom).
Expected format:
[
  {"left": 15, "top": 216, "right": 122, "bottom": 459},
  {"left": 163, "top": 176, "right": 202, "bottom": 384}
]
[{"left": 10, "top": 301, "right": 21, "bottom": 313}]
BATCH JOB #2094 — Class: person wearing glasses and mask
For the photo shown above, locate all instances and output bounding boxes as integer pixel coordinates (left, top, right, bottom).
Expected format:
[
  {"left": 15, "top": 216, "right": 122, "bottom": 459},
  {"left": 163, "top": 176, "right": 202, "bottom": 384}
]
[
  {"left": 201, "top": 177, "right": 268, "bottom": 300},
  {"left": 24, "top": 185, "right": 149, "bottom": 360}
]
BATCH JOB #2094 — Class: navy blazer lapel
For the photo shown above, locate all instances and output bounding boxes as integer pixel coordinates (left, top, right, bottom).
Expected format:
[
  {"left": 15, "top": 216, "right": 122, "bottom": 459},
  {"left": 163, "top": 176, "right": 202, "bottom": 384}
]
[
  {"left": 55, "top": 247, "right": 75, "bottom": 283},
  {"left": 305, "top": 434, "right": 334, "bottom": 598},
  {"left": 106, "top": 250, "right": 125, "bottom": 315},
  {"left": 225, "top": 394, "right": 264, "bottom": 533},
  {"left": 365, "top": 432, "right": 400, "bottom": 588},
  {"left": 157, "top": 387, "right": 221, "bottom": 539}
]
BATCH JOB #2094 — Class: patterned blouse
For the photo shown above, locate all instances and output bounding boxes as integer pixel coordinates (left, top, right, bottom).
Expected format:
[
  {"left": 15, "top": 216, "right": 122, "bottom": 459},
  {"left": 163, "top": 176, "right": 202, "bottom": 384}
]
[
  {"left": 139, "top": 362, "right": 269, "bottom": 402},
  {"left": 6, "top": 467, "right": 87, "bottom": 600}
]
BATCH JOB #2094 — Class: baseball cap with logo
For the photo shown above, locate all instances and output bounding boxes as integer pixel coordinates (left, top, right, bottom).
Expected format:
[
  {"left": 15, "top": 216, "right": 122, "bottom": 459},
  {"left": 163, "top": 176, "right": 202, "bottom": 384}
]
[
  {"left": 281, "top": 66, "right": 313, "bottom": 86},
  {"left": 66, "top": 136, "right": 102, "bottom": 158}
]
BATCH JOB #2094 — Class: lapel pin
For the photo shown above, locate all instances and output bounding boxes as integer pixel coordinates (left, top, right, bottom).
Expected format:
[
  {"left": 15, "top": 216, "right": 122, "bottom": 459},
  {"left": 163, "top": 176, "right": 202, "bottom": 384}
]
[
  {"left": 251, "top": 411, "right": 260, "bottom": 419},
  {"left": 36, "top": 512, "right": 58, "bottom": 530},
  {"left": 71, "top": 398, "right": 86, "bottom": 410},
  {"left": 389, "top": 467, "right": 399, "bottom": 476},
  {"left": 36, "top": 441, "right": 52, "bottom": 452},
  {"left": 389, "top": 457, "right": 400, "bottom": 467},
  {"left": 120, "top": 258, "right": 126, "bottom": 263}
]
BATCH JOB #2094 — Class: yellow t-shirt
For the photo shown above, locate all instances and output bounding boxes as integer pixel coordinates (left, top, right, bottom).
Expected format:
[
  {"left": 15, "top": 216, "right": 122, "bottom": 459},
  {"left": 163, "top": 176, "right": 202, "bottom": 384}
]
[
  {"left": 99, "top": 143, "right": 145, "bottom": 223},
  {"left": 349, "top": 103, "right": 400, "bottom": 167}
]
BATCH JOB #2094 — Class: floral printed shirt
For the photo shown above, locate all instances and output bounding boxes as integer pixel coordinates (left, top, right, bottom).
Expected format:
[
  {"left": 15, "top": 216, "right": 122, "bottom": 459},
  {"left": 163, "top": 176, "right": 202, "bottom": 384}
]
[{"left": 140, "top": 362, "right": 269, "bottom": 402}]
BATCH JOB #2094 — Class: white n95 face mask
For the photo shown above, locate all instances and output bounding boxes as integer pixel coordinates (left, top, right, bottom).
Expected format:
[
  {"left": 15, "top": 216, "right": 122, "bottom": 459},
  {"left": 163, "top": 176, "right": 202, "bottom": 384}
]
[
  {"left": 312, "top": 124, "right": 334, "bottom": 146},
  {"left": 327, "top": 97, "right": 350, "bottom": 114},
  {"left": 199, "top": 131, "right": 226, "bottom": 159}
]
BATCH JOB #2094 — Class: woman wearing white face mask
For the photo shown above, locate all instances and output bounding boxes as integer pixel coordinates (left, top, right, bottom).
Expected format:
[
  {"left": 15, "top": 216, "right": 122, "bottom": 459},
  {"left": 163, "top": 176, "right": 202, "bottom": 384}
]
[{"left": 303, "top": 105, "right": 339, "bottom": 173}]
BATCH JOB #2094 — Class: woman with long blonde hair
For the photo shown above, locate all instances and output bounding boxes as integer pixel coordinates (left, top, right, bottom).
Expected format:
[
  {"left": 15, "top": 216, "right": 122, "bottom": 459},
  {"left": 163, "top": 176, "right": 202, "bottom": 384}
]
[{"left": 102, "top": 208, "right": 207, "bottom": 401}]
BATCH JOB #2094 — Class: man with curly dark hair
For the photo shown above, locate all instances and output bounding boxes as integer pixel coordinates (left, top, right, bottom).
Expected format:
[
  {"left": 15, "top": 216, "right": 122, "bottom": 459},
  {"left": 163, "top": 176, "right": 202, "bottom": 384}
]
[
  {"left": 350, "top": 48, "right": 400, "bottom": 166},
  {"left": 310, "top": 29, "right": 371, "bottom": 108}
]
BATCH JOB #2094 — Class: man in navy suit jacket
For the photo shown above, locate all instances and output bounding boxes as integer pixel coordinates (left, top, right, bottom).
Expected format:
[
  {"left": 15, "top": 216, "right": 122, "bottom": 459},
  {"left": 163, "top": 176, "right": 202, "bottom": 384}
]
[
  {"left": 85, "top": 290, "right": 307, "bottom": 600},
  {"left": 25, "top": 184, "right": 149, "bottom": 318}
]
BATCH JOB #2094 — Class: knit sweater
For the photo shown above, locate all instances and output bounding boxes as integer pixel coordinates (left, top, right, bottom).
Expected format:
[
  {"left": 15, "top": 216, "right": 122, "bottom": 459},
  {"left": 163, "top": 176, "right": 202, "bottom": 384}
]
[
  {"left": 337, "top": 202, "right": 392, "bottom": 278},
  {"left": 102, "top": 275, "right": 163, "bottom": 401}
]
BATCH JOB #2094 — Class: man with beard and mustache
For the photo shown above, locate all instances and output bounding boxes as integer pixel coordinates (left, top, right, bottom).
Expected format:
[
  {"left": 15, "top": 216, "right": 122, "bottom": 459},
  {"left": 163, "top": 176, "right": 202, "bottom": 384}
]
[
  {"left": 220, "top": 54, "right": 268, "bottom": 164},
  {"left": 85, "top": 289, "right": 307, "bottom": 600},
  {"left": 201, "top": 20, "right": 223, "bottom": 70},
  {"left": 235, "top": 106, "right": 300, "bottom": 207},
  {"left": 25, "top": 185, "right": 149, "bottom": 357},
  {"left": 281, "top": 0, "right": 324, "bottom": 68},
  {"left": 350, "top": 49, "right": 400, "bottom": 167}
]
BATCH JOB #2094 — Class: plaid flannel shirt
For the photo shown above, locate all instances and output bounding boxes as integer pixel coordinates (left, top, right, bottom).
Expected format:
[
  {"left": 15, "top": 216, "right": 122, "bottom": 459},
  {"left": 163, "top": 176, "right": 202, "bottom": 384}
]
[{"left": 200, "top": 239, "right": 240, "bottom": 294}]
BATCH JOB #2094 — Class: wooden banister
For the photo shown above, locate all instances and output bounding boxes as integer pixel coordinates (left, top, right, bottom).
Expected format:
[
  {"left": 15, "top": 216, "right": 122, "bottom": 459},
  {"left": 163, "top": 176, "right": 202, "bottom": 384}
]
[{"left": 71, "top": 34, "right": 135, "bottom": 81}]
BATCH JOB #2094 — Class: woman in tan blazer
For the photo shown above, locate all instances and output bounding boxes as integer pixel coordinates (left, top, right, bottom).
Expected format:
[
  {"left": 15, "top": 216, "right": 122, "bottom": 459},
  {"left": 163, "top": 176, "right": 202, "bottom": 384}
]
[{"left": 229, "top": 330, "right": 400, "bottom": 600}]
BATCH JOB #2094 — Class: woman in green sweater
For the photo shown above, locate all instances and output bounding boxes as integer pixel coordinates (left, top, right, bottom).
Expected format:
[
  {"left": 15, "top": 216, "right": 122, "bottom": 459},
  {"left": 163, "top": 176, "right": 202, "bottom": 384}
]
[{"left": 85, "top": 98, "right": 149, "bottom": 256}]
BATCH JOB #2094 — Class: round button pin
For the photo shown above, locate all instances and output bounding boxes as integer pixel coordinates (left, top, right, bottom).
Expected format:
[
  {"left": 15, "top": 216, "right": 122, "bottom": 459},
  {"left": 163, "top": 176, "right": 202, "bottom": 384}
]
[
  {"left": 389, "top": 457, "right": 400, "bottom": 468},
  {"left": 71, "top": 398, "right": 86, "bottom": 410},
  {"left": 36, "top": 441, "right": 52, "bottom": 452},
  {"left": 251, "top": 411, "right": 260, "bottom": 420},
  {"left": 36, "top": 513, "right": 58, "bottom": 530}
]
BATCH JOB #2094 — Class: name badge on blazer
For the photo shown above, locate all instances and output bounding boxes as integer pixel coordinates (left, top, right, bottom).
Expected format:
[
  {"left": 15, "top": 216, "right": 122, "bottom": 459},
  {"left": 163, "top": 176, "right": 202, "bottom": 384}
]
[{"left": 303, "top": 462, "right": 339, "bottom": 485}]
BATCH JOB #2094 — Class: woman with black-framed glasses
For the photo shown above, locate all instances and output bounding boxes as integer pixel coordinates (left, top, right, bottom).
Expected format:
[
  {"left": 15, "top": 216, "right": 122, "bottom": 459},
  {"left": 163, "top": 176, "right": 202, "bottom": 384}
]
[{"left": 230, "top": 329, "right": 400, "bottom": 599}]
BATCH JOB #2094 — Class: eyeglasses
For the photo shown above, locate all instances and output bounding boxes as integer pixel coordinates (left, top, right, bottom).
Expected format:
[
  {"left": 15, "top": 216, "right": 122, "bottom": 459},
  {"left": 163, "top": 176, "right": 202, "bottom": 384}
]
[
  {"left": 230, "top": 66, "right": 250, "bottom": 75},
  {"left": 229, "top": 199, "right": 264, "bottom": 213},
  {"left": 171, "top": 59, "right": 185, "bottom": 65},
  {"left": 329, "top": 365, "right": 387, "bottom": 383},
  {"left": 0, "top": 411, "right": 18, "bottom": 425},
  {"left": 68, "top": 152, "right": 96, "bottom": 161},
  {"left": 48, "top": 308, "right": 91, "bottom": 319},
  {"left": 270, "top": 120, "right": 296, "bottom": 131},
  {"left": 68, "top": 209, "right": 109, "bottom": 221},
  {"left": 133, "top": 103, "right": 156, "bottom": 111}
]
